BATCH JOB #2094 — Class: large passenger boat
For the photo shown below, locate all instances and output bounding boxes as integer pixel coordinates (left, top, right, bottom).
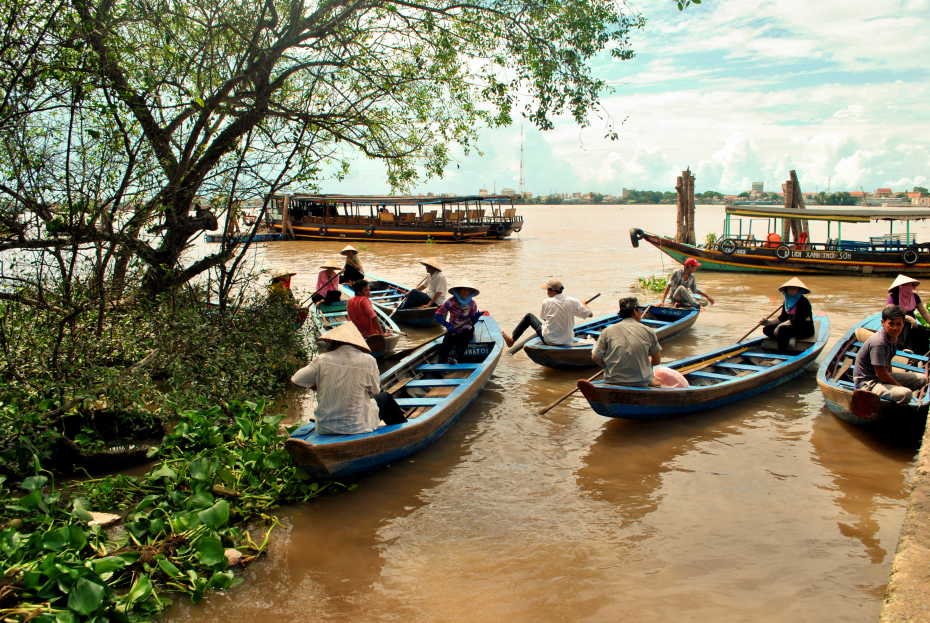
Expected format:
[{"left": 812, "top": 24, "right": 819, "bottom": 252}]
[
  {"left": 267, "top": 194, "right": 523, "bottom": 243},
  {"left": 631, "top": 205, "right": 930, "bottom": 276}
]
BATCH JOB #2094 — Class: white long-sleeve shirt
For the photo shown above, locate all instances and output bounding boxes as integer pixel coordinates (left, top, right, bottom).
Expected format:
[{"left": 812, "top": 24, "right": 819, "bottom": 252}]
[
  {"left": 291, "top": 345, "right": 380, "bottom": 434},
  {"left": 425, "top": 271, "right": 448, "bottom": 305},
  {"left": 541, "top": 293, "right": 593, "bottom": 345}
]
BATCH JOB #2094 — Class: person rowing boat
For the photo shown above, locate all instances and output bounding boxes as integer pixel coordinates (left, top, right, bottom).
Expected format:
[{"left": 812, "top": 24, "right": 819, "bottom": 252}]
[
  {"left": 290, "top": 323, "right": 405, "bottom": 433},
  {"left": 310, "top": 259, "right": 343, "bottom": 305},
  {"left": 592, "top": 296, "right": 661, "bottom": 386},
  {"left": 398, "top": 257, "right": 447, "bottom": 309},
  {"left": 503, "top": 279, "right": 592, "bottom": 347}
]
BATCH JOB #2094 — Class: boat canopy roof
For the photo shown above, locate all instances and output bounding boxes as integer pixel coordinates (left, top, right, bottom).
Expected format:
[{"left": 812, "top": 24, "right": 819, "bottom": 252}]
[
  {"left": 726, "top": 204, "right": 930, "bottom": 223},
  {"left": 277, "top": 194, "right": 513, "bottom": 206}
]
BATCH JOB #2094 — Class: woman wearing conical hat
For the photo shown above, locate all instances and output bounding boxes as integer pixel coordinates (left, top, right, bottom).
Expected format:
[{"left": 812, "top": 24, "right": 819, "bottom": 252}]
[
  {"left": 761, "top": 277, "right": 814, "bottom": 351},
  {"left": 267, "top": 267, "right": 308, "bottom": 325},
  {"left": 434, "top": 284, "right": 486, "bottom": 364},
  {"left": 290, "top": 323, "right": 406, "bottom": 434},
  {"left": 338, "top": 244, "right": 365, "bottom": 285},
  {"left": 886, "top": 274, "right": 930, "bottom": 353},
  {"left": 310, "top": 259, "right": 344, "bottom": 305}
]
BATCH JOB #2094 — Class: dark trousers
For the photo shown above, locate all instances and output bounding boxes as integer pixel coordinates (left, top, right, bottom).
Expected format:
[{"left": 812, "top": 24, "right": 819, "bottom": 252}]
[
  {"left": 310, "top": 290, "right": 341, "bottom": 304},
  {"left": 511, "top": 313, "right": 543, "bottom": 341},
  {"left": 398, "top": 289, "right": 432, "bottom": 309},
  {"left": 375, "top": 391, "right": 406, "bottom": 425},
  {"left": 438, "top": 328, "right": 474, "bottom": 363},
  {"left": 763, "top": 321, "right": 811, "bottom": 350},
  {"left": 903, "top": 323, "right": 930, "bottom": 354}
]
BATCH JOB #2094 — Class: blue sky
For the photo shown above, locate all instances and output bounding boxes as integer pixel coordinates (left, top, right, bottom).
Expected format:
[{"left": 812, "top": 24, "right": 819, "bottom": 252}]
[{"left": 328, "top": 0, "right": 930, "bottom": 195}]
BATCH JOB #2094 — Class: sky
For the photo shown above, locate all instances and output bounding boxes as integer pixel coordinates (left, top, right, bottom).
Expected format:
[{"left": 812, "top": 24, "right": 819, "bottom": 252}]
[{"left": 327, "top": 0, "right": 930, "bottom": 196}]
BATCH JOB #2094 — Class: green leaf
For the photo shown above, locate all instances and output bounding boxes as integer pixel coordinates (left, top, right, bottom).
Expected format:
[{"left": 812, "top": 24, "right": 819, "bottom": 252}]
[
  {"left": 196, "top": 535, "right": 225, "bottom": 567},
  {"left": 21, "top": 475, "right": 48, "bottom": 491},
  {"left": 42, "top": 527, "right": 69, "bottom": 551},
  {"left": 197, "top": 500, "right": 229, "bottom": 529},
  {"left": 149, "top": 464, "right": 177, "bottom": 481},
  {"left": 92, "top": 556, "right": 129, "bottom": 576},
  {"left": 188, "top": 457, "right": 211, "bottom": 481},
  {"left": 55, "top": 611, "right": 77, "bottom": 623},
  {"left": 208, "top": 570, "right": 236, "bottom": 590},
  {"left": 67, "top": 577, "right": 105, "bottom": 615},
  {"left": 126, "top": 573, "right": 153, "bottom": 605},
  {"left": 156, "top": 556, "right": 181, "bottom": 578}
]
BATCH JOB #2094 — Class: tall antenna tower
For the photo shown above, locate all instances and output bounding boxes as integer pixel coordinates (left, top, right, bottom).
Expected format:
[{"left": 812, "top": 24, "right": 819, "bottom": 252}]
[{"left": 518, "top": 125, "right": 525, "bottom": 197}]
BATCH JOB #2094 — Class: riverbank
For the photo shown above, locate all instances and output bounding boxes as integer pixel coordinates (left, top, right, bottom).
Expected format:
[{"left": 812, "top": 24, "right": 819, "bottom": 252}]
[{"left": 881, "top": 423, "right": 930, "bottom": 622}]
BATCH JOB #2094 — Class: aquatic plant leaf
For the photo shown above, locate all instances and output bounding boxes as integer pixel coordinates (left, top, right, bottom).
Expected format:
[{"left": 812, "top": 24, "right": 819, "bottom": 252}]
[
  {"left": 67, "top": 577, "right": 106, "bottom": 615},
  {"left": 126, "top": 573, "right": 153, "bottom": 605},
  {"left": 21, "top": 475, "right": 48, "bottom": 490},
  {"left": 197, "top": 500, "right": 229, "bottom": 529},
  {"left": 149, "top": 464, "right": 177, "bottom": 481},
  {"left": 195, "top": 535, "right": 225, "bottom": 567}
]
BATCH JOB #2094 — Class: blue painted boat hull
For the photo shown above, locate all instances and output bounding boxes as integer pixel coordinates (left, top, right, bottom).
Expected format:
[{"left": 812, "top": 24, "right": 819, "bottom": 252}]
[{"left": 577, "top": 316, "right": 829, "bottom": 419}]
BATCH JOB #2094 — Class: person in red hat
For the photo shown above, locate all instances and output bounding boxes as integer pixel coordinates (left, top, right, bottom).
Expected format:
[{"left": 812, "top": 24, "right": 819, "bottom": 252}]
[{"left": 660, "top": 258, "right": 714, "bottom": 309}]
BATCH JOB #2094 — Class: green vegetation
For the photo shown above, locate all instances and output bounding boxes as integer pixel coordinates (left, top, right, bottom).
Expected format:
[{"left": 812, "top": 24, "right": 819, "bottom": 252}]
[
  {"left": 0, "top": 402, "right": 346, "bottom": 621},
  {"left": 813, "top": 192, "right": 856, "bottom": 206},
  {"left": 637, "top": 275, "right": 669, "bottom": 292}
]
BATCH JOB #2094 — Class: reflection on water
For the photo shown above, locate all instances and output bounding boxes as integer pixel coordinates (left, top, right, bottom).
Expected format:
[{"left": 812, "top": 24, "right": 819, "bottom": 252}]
[{"left": 171, "top": 205, "right": 921, "bottom": 622}]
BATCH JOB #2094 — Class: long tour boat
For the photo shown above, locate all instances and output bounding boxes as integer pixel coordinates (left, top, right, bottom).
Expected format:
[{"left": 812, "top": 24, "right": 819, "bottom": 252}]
[
  {"left": 267, "top": 194, "right": 523, "bottom": 243},
  {"left": 630, "top": 205, "right": 930, "bottom": 276}
]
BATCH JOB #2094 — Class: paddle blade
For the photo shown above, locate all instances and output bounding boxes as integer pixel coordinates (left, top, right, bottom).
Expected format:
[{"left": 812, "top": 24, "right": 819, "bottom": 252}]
[{"left": 850, "top": 389, "right": 882, "bottom": 421}]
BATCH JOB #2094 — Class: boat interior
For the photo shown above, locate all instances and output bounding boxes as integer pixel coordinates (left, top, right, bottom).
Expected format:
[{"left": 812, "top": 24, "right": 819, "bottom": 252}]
[{"left": 827, "top": 326, "right": 929, "bottom": 404}]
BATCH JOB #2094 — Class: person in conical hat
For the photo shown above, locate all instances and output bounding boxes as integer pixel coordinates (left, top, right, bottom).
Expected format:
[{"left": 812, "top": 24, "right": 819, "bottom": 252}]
[
  {"left": 267, "top": 267, "right": 308, "bottom": 324},
  {"left": 434, "top": 284, "right": 488, "bottom": 364},
  {"left": 660, "top": 257, "right": 715, "bottom": 309},
  {"left": 290, "top": 321, "right": 406, "bottom": 434},
  {"left": 311, "top": 258, "right": 344, "bottom": 305},
  {"left": 339, "top": 245, "right": 365, "bottom": 285},
  {"left": 886, "top": 274, "right": 930, "bottom": 352},
  {"left": 502, "top": 278, "right": 592, "bottom": 349},
  {"left": 401, "top": 257, "right": 447, "bottom": 309},
  {"left": 761, "top": 277, "right": 814, "bottom": 351}
]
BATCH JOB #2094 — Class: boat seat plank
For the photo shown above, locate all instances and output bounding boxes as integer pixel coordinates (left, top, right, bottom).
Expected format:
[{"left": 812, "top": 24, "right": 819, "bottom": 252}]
[
  {"left": 395, "top": 397, "right": 443, "bottom": 407},
  {"left": 407, "top": 370, "right": 472, "bottom": 419},
  {"left": 640, "top": 319, "right": 664, "bottom": 327},
  {"left": 406, "top": 378, "right": 468, "bottom": 388},
  {"left": 852, "top": 341, "right": 929, "bottom": 362},
  {"left": 837, "top": 380, "right": 856, "bottom": 390},
  {"left": 741, "top": 352, "right": 793, "bottom": 360},
  {"left": 714, "top": 362, "right": 766, "bottom": 372},
  {"left": 579, "top": 330, "right": 601, "bottom": 337},
  {"left": 686, "top": 370, "right": 735, "bottom": 381},
  {"left": 416, "top": 363, "right": 480, "bottom": 372}
]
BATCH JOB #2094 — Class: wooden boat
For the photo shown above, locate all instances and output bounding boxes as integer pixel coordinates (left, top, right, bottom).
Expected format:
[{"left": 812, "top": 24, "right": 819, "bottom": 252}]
[
  {"left": 268, "top": 194, "right": 524, "bottom": 243},
  {"left": 631, "top": 204, "right": 930, "bottom": 276},
  {"left": 312, "top": 300, "right": 401, "bottom": 358},
  {"left": 817, "top": 313, "right": 930, "bottom": 429},
  {"left": 577, "top": 315, "right": 829, "bottom": 419},
  {"left": 523, "top": 305, "right": 698, "bottom": 369},
  {"left": 285, "top": 316, "right": 503, "bottom": 478},
  {"left": 342, "top": 275, "right": 438, "bottom": 328}
]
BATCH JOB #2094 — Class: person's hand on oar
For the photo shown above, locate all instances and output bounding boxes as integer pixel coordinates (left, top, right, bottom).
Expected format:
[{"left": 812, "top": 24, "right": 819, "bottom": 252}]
[
  {"left": 736, "top": 305, "right": 782, "bottom": 342},
  {"left": 389, "top": 275, "right": 429, "bottom": 317}
]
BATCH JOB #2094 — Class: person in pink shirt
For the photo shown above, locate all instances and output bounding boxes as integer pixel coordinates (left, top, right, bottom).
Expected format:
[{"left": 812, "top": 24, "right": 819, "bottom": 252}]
[{"left": 311, "top": 259, "right": 343, "bottom": 305}]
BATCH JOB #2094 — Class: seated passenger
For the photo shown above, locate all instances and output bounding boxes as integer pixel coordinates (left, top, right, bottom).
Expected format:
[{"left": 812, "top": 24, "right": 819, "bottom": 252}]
[
  {"left": 660, "top": 258, "right": 715, "bottom": 309},
  {"left": 592, "top": 297, "right": 661, "bottom": 387},
  {"left": 310, "top": 259, "right": 343, "bottom": 305},
  {"left": 435, "top": 285, "right": 486, "bottom": 364},
  {"left": 762, "top": 277, "right": 815, "bottom": 351},
  {"left": 886, "top": 274, "right": 930, "bottom": 353},
  {"left": 853, "top": 305, "right": 928, "bottom": 404},
  {"left": 503, "top": 279, "right": 592, "bottom": 347},
  {"left": 290, "top": 323, "right": 405, "bottom": 434}
]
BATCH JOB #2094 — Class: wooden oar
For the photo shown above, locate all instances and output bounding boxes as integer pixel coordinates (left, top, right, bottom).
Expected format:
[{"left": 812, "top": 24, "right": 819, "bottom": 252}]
[
  {"left": 735, "top": 305, "right": 782, "bottom": 343},
  {"left": 538, "top": 369, "right": 604, "bottom": 415},
  {"left": 389, "top": 275, "right": 430, "bottom": 318},
  {"left": 509, "top": 293, "right": 602, "bottom": 356}
]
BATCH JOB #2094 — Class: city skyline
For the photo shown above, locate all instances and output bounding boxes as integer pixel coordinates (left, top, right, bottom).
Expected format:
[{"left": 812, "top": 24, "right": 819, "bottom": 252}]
[{"left": 321, "top": 0, "right": 930, "bottom": 196}]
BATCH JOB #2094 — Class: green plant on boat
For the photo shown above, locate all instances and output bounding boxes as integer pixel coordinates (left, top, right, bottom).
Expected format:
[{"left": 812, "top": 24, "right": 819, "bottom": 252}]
[
  {"left": 704, "top": 232, "right": 717, "bottom": 248},
  {"left": 636, "top": 275, "right": 668, "bottom": 293},
  {"left": 0, "top": 402, "right": 345, "bottom": 621}
]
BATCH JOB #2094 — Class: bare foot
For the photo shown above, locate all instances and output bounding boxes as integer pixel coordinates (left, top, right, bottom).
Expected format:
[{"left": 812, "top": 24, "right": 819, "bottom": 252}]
[{"left": 503, "top": 331, "right": 515, "bottom": 347}]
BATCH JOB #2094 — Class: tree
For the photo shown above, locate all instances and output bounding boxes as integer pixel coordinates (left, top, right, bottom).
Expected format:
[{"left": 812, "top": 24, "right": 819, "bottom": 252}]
[
  {"left": 1, "top": 0, "right": 645, "bottom": 300},
  {"left": 914, "top": 186, "right": 928, "bottom": 195}
]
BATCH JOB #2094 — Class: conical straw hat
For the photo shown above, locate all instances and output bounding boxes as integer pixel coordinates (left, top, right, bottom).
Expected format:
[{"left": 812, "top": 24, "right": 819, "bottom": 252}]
[
  {"left": 419, "top": 257, "right": 443, "bottom": 271},
  {"left": 320, "top": 258, "right": 342, "bottom": 270},
  {"left": 448, "top": 284, "right": 480, "bottom": 297},
  {"left": 340, "top": 245, "right": 358, "bottom": 255},
  {"left": 778, "top": 277, "right": 810, "bottom": 294},
  {"left": 888, "top": 274, "right": 919, "bottom": 291},
  {"left": 319, "top": 322, "right": 371, "bottom": 352},
  {"left": 270, "top": 267, "right": 297, "bottom": 280}
]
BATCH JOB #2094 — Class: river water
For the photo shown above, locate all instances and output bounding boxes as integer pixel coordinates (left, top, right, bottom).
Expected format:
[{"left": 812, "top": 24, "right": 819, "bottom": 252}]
[{"left": 170, "top": 205, "right": 925, "bottom": 622}]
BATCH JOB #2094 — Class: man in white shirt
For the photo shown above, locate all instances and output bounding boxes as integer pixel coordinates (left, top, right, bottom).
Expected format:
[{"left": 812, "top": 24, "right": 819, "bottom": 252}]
[
  {"left": 400, "top": 257, "right": 447, "bottom": 308},
  {"left": 503, "top": 279, "right": 593, "bottom": 347},
  {"left": 290, "top": 323, "right": 405, "bottom": 434}
]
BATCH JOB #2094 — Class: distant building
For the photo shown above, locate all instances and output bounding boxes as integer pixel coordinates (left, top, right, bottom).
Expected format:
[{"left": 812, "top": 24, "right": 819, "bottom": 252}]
[
  {"left": 849, "top": 191, "right": 866, "bottom": 198},
  {"left": 478, "top": 188, "right": 489, "bottom": 197},
  {"left": 751, "top": 182, "right": 764, "bottom": 193},
  {"left": 621, "top": 188, "right": 631, "bottom": 200},
  {"left": 500, "top": 187, "right": 516, "bottom": 196},
  {"left": 875, "top": 187, "right": 893, "bottom": 197}
]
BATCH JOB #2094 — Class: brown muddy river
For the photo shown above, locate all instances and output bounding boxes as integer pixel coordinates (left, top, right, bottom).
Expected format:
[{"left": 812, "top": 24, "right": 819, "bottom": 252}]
[{"left": 170, "top": 205, "right": 925, "bottom": 622}]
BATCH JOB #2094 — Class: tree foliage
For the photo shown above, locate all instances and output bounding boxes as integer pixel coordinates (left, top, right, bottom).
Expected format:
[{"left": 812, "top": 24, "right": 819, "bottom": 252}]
[{"left": 0, "top": 0, "right": 644, "bottom": 296}]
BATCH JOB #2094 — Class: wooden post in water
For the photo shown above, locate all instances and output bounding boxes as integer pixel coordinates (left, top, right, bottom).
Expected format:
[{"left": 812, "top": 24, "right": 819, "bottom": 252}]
[
  {"left": 280, "top": 194, "right": 294, "bottom": 240},
  {"left": 781, "top": 170, "right": 808, "bottom": 243},
  {"left": 675, "top": 168, "right": 696, "bottom": 245}
]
